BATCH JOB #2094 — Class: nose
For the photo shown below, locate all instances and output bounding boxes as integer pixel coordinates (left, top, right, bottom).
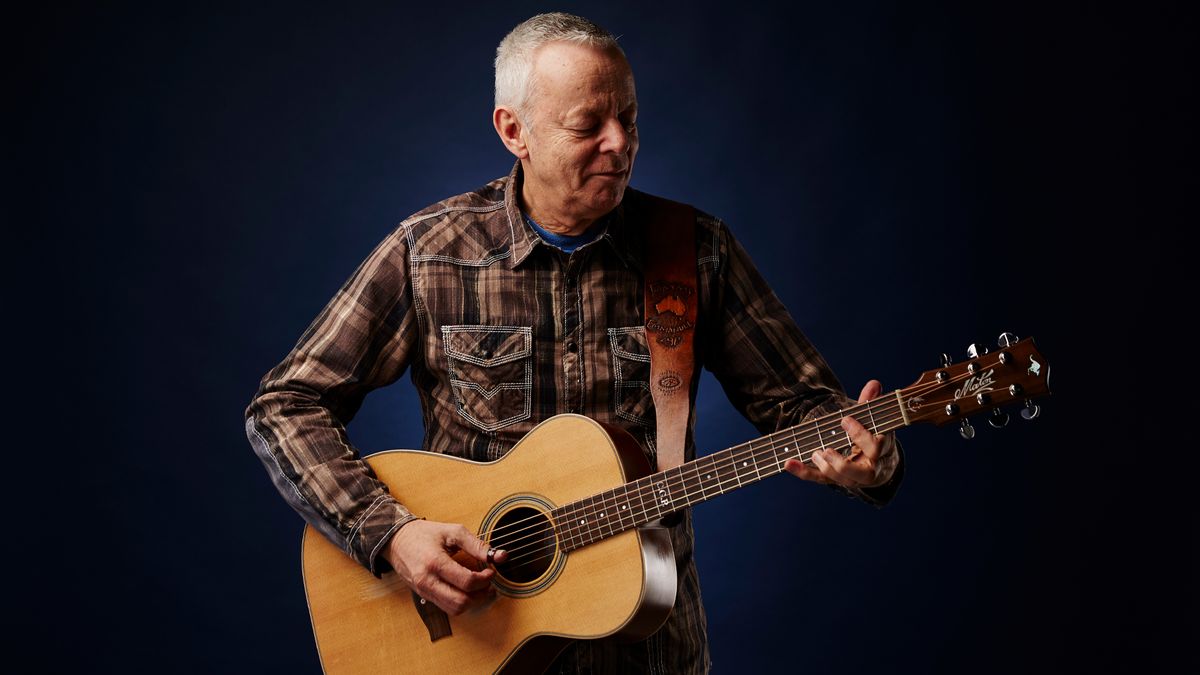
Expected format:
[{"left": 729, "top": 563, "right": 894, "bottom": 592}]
[{"left": 598, "top": 118, "right": 631, "bottom": 156}]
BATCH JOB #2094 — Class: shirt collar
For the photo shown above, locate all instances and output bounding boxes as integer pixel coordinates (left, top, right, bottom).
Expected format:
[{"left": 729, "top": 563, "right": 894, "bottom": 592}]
[{"left": 504, "top": 159, "right": 642, "bottom": 270}]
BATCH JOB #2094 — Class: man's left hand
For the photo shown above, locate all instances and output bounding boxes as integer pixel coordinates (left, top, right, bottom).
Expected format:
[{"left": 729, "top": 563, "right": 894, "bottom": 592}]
[{"left": 783, "top": 380, "right": 898, "bottom": 489}]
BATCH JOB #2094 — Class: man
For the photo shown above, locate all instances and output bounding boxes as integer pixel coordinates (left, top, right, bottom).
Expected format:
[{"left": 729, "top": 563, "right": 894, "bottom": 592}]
[{"left": 246, "top": 12, "right": 901, "bottom": 673}]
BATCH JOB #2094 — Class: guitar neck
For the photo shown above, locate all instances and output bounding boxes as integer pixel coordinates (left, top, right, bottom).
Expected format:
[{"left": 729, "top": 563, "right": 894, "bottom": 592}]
[{"left": 551, "top": 392, "right": 911, "bottom": 552}]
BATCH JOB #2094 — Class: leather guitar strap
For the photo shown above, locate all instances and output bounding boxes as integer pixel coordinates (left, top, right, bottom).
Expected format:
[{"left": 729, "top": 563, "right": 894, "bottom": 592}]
[{"left": 641, "top": 195, "right": 697, "bottom": 471}]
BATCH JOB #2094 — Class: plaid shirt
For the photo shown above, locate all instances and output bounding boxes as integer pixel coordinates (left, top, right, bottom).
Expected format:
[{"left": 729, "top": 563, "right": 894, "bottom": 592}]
[{"left": 246, "top": 160, "right": 901, "bottom": 673}]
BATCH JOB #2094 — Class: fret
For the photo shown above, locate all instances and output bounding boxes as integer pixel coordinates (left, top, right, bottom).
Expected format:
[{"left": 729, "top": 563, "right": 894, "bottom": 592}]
[
  {"left": 595, "top": 490, "right": 615, "bottom": 541},
  {"left": 768, "top": 438, "right": 788, "bottom": 472},
  {"left": 710, "top": 444, "right": 739, "bottom": 492},
  {"left": 555, "top": 503, "right": 576, "bottom": 551},
  {"left": 747, "top": 440, "right": 764, "bottom": 481},
  {"left": 696, "top": 453, "right": 719, "bottom": 498},
  {"left": 632, "top": 474, "right": 652, "bottom": 526},
  {"left": 619, "top": 482, "right": 638, "bottom": 530},
  {"left": 677, "top": 461, "right": 704, "bottom": 508},
  {"left": 572, "top": 500, "right": 591, "bottom": 549},
  {"left": 864, "top": 400, "right": 879, "bottom": 435}
]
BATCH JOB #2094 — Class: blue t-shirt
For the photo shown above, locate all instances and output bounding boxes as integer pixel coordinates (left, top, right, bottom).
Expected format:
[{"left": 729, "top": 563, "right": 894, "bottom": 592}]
[{"left": 523, "top": 212, "right": 606, "bottom": 253}]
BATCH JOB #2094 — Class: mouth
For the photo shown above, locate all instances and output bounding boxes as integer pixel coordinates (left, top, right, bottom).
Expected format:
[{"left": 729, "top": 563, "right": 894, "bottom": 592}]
[{"left": 593, "top": 168, "right": 628, "bottom": 178}]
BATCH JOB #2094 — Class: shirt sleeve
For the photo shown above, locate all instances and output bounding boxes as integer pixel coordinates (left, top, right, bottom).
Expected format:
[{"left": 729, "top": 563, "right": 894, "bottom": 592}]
[
  {"left": 244, "top": 227, "right": 421, "bottom": 575},
  {"left": 698, "top": 218, "right": 904, "bottom": 506}
]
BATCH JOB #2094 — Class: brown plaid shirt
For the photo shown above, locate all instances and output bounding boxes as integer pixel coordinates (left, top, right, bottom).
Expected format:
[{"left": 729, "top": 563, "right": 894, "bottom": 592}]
[{"left": 246, "top": 160, "right": 901, "bottom": 673}]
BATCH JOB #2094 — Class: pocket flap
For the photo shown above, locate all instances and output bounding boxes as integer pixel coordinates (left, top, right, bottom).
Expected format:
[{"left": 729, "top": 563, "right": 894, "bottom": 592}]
[
  {"left": 608, "top": 326, "right": 651, "bottom": 363},
  {"left": 443, "top": 326, "right": 532, "bottom": 367}
]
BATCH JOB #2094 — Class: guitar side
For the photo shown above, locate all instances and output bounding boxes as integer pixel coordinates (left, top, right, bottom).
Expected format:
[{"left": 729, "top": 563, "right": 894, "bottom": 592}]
[{"left": 301, "top": 415, "right": 677, "bottom": 674}]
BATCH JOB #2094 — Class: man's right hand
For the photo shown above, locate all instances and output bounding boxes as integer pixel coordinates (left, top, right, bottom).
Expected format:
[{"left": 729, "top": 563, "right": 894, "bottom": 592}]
[{"left": 382, "top": 520, "right": 507, "bottom": 616}]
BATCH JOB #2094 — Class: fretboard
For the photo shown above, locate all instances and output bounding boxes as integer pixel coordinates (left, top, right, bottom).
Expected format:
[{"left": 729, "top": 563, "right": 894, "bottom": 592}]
[{"left": 551, "top": 391, "right": 910, "bottom": 552}]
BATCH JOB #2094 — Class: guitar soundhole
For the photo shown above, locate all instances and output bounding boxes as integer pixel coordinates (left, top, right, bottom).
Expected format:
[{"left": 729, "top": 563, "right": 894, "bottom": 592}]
[{"left": 490, "top": 505, "right": 557, "bottom": 586}]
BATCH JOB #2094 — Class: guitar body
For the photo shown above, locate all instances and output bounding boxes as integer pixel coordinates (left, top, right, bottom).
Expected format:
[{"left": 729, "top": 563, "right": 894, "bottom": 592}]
[{"left": 302, "top": 415, "right": 678, "bottom": 674}]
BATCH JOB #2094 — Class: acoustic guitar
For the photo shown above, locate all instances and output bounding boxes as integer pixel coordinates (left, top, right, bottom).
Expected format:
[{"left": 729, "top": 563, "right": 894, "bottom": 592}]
[{"left": 302, "top": 335, "right": 1050, "bottom": 673}]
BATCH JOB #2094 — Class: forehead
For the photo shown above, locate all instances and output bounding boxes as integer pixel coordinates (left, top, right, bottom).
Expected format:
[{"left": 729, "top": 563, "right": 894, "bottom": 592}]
[{"left": 530, "top": 42, "right": 636, "bottom": 115}]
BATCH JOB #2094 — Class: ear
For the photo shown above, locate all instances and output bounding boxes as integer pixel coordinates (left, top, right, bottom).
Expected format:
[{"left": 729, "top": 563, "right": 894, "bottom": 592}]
[{"left": 493, "top": 106, "right": 529, "bottom": 159}]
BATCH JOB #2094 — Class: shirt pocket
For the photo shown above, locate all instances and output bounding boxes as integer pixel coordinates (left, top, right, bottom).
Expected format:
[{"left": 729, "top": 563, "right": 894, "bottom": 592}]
[
  {"left": 608, "top": 326, "right": 655, "bottom": 427},
  {"left": 442, "top": 325, "right": 533, "bottom": 432}
]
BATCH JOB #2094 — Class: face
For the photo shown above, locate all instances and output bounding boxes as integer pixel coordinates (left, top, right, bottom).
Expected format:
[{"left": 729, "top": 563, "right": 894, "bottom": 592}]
[{"left": 516, "top": 42, "right": 639, "bottom": 229}]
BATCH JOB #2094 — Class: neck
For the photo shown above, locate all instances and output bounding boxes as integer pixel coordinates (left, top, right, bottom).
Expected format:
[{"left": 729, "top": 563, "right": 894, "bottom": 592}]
[
  {"left": 520, "top": 179, "right": 597, "bottom": 236},
  {"left": 550, "top": 391, "right": 911, "bottom": 552}
]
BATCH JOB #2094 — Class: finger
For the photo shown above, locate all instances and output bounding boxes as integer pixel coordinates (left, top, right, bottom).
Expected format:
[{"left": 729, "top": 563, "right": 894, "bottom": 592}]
[
  {"left": 445, "top": 524, "right": 498, "bottom": 565},
  {"left": 841, "top": 415, "right": 881, "bottom": 461},
  {"left": 423, "top": 575, "right": 474, "bottom": 616},
  {"left": 858, "top": 379, "right": 883, "bottom": 404},
  {"left": 783, "top": 458, "right": 833, "bottom": 484},
  {"left": 436, "top": 553, "right": 496, "bottom": 593},
  {"left": 813, "top": 448, "right": 872, "bottom": 487}
]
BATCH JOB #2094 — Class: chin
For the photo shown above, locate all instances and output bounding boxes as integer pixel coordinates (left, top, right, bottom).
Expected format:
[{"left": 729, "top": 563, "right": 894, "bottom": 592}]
[{"left": 589, "top": 184, "right": 627, "bottom": 214}]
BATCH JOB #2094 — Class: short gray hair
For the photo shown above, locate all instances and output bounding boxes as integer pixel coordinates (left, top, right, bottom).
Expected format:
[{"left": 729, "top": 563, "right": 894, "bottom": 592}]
[{"left": 494, "top": 13, "right": 625, "bottom": 117}]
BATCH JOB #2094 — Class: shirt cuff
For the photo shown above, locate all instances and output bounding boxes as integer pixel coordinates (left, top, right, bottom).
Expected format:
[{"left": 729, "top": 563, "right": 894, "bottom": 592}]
[{"left": 346, "top": 496, "right": 421, "bottom": 577}]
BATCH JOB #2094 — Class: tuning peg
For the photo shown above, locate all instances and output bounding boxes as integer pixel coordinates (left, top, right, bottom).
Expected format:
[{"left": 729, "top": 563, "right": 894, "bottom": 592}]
[
  {"left": 997, "top": 332, "right": 1020, "bottom": 348},
  {"left": 967, "top": 343, "right": 988, "bottom": 359},
  {"left": 1020, "top": 400, "right": 1041, "bottom": 421},
  {"left": 940, "top": 353, "right": 953, "bottom": 367},
  {"left": 988, "top": 408, "right": 1010, "bottom": 429},
  {"left": 959, "top": 419, "right": 976, "bottom": 440}
]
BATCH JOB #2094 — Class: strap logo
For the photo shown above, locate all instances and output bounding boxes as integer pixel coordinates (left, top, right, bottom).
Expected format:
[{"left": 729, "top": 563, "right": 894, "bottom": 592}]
[{"left": 646, "top": 281, "right": 695, "bottom": 348}]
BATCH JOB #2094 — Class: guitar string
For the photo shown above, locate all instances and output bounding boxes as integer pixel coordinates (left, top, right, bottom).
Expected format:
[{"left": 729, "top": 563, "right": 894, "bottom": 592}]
[
  {"left": 552, "top": 359, "right": 1026, "bottom": 547},
  {"left": 481, "top": 393, "right": 905, "bottom": 554},
  {"left": 481, "top": 363, "right": 1010, "bottom": 560},
  {"left": 478, "top": 367, "right": 966, "bottom": 547},
  {"left": 553, "top": 377, "right": 1003, "bottom": 551},
  {"left": 498, "top": 407, "right": 916, "bottom": 567},
  {"left": 496, "top": 403, "right": 921, "bottom": 566},
  {"left": 501, "top": 379, "right": 1024, "bottom": 568},
  {"left": 484, "top": 364, "right": 1002, "bottom": 561},
  {"left": 482, "top": 362, "right": 1025, "bottom": 562}
]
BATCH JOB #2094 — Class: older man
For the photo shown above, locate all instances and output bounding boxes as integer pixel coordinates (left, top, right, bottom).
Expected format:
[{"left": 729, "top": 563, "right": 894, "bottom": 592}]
[{"left": 246, "top": 12, "right": 901, "bottom": 673}]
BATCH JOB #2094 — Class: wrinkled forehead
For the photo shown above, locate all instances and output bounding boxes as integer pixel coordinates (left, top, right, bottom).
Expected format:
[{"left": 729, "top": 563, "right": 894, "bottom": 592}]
[{"left": 529, "top": 42, "right": 637, "bottom": 110}]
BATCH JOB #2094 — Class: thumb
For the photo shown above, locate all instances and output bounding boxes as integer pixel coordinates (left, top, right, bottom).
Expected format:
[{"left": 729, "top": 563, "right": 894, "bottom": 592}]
[{"left": 858, "top": 379, "right": 883, "bottom": 404}]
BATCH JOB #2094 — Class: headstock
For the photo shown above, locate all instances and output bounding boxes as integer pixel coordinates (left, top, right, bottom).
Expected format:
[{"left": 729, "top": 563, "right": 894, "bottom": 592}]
[{"left": 900, "top": 333, "right": 1050, "bottom": 437}]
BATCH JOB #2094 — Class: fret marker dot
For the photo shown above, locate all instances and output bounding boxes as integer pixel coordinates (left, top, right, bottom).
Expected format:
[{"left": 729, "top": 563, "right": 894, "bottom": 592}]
[
  {"left": 600, "top": 512, "right": 605, "bottom": 518},
  {"left": 742, "top": 461, "right": 748, "bottom": 466},
  {"left": 580, "top": 519, "right": 585, "bottom": 525},
  {"left": 622, "top": 505, "right": 627, "bottom": 510}
]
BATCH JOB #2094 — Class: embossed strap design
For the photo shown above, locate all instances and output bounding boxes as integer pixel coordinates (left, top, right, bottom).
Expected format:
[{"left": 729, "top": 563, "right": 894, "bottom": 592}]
[{"left": 641, "top": 195, "right": 697, "bottom": 471}]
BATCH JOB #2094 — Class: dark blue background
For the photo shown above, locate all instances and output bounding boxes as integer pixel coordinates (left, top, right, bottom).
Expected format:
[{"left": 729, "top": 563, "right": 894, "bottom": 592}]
[{"left": 15, "top": 1, "right": 1195, "bottom": 672}]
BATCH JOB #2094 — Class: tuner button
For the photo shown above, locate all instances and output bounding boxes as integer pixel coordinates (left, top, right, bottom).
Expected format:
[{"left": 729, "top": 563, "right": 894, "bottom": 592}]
[
  {"left": 940, "top": 353, "right": 953, "bottom": 367},
  {"left": 967, "top": 343, "right": 989, "bottom": 359},
  {"left": 959, "top": 419, "right": 976, "bottom": 440},
  {"left": 989, "top": 409, "right": 1010, "bottom": 429},
  {"left": 945, "top": 403, "right": 960, "bottom": 417},
  {"left": 1021, "top": 400, "right": 1041, "bottom": 421},
  {"left": 937, "top": 371, "right": 949, "bottom": 383},
  {"left": 997, "top": 332, "right": 1020, "bottom": 348},
  {"left": 1009, "top": 383, "right": 1024, "bottom": 397}
]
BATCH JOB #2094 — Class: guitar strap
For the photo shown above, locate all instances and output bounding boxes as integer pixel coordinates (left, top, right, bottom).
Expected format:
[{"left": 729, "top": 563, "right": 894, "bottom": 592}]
[{"left": 641, "top": 195, "right": 698, "bottom": 471}]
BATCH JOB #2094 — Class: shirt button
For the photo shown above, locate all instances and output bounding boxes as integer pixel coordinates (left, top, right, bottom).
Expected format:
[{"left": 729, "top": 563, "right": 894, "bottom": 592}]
[
  {"left": 564, "top": 276, "right": 576, "bottom": 289},
  {"left": 566, "top": 341, "right": 578, "bottom": 353}
]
